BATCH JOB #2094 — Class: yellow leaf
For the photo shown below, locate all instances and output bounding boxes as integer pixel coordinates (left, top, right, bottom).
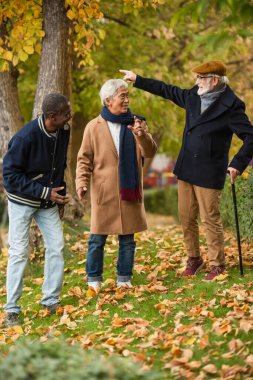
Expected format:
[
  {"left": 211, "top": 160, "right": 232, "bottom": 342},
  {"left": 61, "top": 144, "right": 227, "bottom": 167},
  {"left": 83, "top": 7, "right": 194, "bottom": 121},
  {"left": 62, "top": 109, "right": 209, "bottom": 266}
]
[
  {"left": 186, "top": 336, "right": 197, "bottom": 345},
  {"left": 86, "top": 287, "right": 97, "bottom": 298},
  {"left": 2, "top": 50, "right": 13, "bottom": 61},
  {"left": 23, "top": 45, "right": 34, "bottom": 55},
  {"left": 11, "top": 325, "right": 24, "bottom": 334},
  {"left": 67, "top": 9, "right": 76, "bottom": 20},
  {"left": 34, "top": 43, "right": 41, "bottom": 54},
  {"left": 104, "top": 278, "right": 115, "bottom": 285},
  {"left": 214, "top": 273, "right": 228, "bottom": 281},
  {"left": 34, "top": 9, "right": 41, "bottom": 18}
]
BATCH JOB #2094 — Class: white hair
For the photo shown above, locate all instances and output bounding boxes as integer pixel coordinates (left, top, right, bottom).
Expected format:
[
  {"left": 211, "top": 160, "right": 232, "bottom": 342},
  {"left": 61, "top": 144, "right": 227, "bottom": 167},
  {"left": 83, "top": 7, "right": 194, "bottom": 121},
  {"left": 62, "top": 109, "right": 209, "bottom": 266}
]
[
  {"left": 99, "top": 79, "right": 128, "bottom": 105},
  {"left": 220, "top": 76, "right": 229, "bottom": 84},
  {"left": 209, "top": 74, "right": 229, "bottom": 84}
]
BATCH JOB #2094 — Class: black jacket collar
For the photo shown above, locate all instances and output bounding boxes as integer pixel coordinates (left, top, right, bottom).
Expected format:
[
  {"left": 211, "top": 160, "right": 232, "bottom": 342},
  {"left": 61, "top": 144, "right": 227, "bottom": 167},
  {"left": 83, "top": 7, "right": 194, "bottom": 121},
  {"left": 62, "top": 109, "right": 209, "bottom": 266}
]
[{"left": 188, "top": 85, "right": 236, "bottom": 130}]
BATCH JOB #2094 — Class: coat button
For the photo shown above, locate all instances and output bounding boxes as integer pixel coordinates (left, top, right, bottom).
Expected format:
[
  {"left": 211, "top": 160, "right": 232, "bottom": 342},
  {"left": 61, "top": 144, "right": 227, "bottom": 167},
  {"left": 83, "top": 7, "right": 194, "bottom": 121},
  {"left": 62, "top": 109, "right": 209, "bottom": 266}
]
[
  {"left": 187, "top": 131, "right": 191, "bottom": 135},
  {"left": 194, "top": 154, "right": 198, "bottom": 158}
]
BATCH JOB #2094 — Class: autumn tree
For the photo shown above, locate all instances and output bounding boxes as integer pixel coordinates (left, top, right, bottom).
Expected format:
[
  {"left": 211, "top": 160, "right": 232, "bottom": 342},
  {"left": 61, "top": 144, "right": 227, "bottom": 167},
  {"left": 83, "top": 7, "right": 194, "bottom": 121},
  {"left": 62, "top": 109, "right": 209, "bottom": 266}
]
[{"left": 0, "top": 0, "right": 164, "bottom": 193}]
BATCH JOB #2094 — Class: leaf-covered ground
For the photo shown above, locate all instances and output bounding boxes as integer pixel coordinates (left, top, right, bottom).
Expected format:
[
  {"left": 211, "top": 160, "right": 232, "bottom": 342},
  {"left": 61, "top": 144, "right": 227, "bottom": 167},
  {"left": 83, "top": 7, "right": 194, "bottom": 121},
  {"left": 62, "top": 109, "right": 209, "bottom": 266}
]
[{"left": 0, "top": 217, "right": 253, "bottom": 379}]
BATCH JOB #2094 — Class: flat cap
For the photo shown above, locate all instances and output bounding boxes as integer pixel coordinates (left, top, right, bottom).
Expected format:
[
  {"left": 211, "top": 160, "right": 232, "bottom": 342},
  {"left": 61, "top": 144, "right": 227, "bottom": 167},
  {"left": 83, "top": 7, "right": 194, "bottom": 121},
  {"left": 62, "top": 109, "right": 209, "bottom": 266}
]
[{"left": 192, "top": 60, "right": 227, "bottom": 76}]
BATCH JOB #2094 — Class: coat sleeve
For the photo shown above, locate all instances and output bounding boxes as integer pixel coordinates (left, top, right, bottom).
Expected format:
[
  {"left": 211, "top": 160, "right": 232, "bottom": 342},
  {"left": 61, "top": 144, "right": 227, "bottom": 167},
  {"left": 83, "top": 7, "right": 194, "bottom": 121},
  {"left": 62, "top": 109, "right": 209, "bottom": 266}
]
[
  {"left": 75, "top": 125, "right": 94, "bottom": 191},
  {"left": 228, "top": 99, "right": 253, "bottom": 173},
  {"left": 134, "top": 75, "right": 191, "bottom": 109},
  {"left": 135, "top": 131, "right": 157, "bottom": 158},
  {"left": 3, "top": 136, "right": 51, "bottom": 200}
]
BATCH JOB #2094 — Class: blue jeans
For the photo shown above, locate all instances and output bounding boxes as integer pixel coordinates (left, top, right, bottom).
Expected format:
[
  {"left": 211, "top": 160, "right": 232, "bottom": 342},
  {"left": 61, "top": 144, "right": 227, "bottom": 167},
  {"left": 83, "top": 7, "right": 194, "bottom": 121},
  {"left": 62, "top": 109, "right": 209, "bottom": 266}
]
[
  {"left": 4, "top": 201, "right": 64, "bottom": 314},
  {"left": 86, "top": 234, "right": 136, "bottom": 282}
]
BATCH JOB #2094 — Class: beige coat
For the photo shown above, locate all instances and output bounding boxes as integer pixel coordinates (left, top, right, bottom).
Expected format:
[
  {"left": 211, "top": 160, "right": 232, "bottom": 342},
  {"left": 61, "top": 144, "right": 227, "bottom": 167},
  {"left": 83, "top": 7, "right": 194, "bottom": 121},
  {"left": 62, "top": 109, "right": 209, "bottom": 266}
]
[{"left": 76, "top": 115, "right": 157, "bottom": 235}]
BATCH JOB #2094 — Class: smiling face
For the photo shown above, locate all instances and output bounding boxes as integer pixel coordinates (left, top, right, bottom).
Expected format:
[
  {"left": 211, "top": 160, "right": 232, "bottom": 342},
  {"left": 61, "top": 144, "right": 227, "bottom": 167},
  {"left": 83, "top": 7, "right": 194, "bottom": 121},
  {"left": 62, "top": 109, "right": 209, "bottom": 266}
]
[
  {"left": 52, "top": 102, "right": 72, "bottom": 129},
  {"left": 45, "top": 102, "right": 72, "bottom": 133},
  {"left": 196, "top": 75, "right": 219, "bottom": 95},
  {"left": 106, "top": 86, "right": 129, "bottom": 115}
]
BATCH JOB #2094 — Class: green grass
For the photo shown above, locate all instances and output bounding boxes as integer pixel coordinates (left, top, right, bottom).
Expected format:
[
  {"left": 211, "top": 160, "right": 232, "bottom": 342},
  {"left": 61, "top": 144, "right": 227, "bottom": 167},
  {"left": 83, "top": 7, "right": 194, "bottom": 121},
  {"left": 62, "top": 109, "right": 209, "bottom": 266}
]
[{"left": 0, "top": 220, "right": 253, "bottom": 379}]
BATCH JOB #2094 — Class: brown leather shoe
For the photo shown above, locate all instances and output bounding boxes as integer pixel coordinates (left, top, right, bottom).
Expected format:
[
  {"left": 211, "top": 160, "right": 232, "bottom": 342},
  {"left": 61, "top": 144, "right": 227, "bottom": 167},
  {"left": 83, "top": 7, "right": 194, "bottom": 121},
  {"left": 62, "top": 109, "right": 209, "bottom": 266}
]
[
  {"left": 182, "top": 257, "right": 205, "bottom": 276},
  {"left": 204, "top": 265, "right": 225, "bottom": 281}
]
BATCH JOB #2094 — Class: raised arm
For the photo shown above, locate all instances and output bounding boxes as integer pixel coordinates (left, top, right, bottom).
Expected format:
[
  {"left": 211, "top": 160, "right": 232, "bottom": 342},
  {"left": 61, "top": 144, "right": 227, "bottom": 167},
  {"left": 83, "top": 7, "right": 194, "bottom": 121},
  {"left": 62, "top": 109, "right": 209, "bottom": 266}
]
[{"left": 120, "top": 69, "right": 191, "bottom": 109}]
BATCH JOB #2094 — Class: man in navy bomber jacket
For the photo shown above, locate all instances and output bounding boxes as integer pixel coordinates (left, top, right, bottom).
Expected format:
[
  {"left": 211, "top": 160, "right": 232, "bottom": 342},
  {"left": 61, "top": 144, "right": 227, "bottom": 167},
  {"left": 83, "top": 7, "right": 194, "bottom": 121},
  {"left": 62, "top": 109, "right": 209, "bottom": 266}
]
[
  {"left": 120, "top": 61, "right": 253, "bottom": 281},
  {"left": 2, "top": 93, "right": 71, "bottom": 326}
]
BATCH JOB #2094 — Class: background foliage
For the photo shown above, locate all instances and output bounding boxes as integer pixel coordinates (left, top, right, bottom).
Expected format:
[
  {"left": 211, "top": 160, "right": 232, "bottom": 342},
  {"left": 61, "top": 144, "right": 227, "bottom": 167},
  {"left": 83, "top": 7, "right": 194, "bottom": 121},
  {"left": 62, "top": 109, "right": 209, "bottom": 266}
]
[
  {"left": 1, "top": 0, "right": 253, "bottom": 162},
  {"left": 220, "top": 171, "right": 253, "bottom": 241}
]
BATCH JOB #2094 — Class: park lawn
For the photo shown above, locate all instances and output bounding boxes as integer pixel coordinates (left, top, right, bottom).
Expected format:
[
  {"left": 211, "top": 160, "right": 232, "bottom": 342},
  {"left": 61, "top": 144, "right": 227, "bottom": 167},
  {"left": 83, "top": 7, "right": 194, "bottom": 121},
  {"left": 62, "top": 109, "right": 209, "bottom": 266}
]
[{"left": 0, "top": 219, "right": 253, "bottom": 380}]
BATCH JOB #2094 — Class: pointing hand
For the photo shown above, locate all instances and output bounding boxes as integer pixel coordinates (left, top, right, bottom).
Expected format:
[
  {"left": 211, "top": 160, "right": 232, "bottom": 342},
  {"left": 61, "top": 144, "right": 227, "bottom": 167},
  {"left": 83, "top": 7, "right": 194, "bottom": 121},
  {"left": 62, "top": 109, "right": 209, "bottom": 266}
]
[{"left": 119, "top": 70, "right": 137, "bottom": 83}]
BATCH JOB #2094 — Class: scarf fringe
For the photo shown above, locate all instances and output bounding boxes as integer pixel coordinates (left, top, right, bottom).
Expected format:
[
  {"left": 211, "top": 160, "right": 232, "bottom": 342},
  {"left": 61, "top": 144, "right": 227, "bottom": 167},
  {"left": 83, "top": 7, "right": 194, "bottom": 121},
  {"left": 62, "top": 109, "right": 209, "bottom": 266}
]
[{"left": 120, "top": 187, "right": 142, "bottom": 202}]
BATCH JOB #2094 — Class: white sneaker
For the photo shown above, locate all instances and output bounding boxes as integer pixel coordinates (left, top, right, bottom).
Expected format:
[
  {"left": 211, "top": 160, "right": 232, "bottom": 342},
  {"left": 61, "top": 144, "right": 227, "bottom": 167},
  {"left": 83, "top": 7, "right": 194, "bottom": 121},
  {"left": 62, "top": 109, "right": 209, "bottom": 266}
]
[
  {"left": 117, "top": 281, "right": 133, "bottom": 289},
  {"left": 87, "top": 281, "right": 101, "bottom": 293}
]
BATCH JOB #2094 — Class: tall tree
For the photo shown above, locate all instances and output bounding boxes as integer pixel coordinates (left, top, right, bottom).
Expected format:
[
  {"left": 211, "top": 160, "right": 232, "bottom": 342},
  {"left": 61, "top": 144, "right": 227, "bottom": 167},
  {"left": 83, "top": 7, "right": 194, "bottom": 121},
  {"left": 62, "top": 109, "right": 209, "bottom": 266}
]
[
  {"left": 0, "top": 0, "right": 162, "bottom": 207},
  {"left": 33, "top": 0, "right": 71, "bottom": 118},
  {"left": 0, "top": 68, "right": 23, "bottom": 154}
]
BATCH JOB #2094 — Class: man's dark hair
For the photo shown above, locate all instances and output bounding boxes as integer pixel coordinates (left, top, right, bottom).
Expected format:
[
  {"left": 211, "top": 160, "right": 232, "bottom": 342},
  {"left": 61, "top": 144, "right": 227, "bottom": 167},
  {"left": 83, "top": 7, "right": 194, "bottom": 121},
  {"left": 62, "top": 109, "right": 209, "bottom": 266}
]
[{"left": 42, "top": 93, "right": 69, "bottom": 118}]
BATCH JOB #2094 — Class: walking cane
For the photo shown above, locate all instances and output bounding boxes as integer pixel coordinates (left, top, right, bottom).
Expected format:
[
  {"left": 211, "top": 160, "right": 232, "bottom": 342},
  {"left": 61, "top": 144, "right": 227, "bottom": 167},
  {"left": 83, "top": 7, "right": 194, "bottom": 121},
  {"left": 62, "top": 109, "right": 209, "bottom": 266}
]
[{"left": 229, "top": 177, "right": 244, "bottom": 276}]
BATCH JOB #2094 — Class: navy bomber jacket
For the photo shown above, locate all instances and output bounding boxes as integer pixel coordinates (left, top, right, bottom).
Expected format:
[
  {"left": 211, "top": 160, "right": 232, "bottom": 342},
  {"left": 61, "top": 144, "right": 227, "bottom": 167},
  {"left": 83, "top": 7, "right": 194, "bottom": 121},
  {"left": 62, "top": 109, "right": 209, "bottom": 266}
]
[{"left": 3, "top": 115, "right": 70, "bottom": 208}]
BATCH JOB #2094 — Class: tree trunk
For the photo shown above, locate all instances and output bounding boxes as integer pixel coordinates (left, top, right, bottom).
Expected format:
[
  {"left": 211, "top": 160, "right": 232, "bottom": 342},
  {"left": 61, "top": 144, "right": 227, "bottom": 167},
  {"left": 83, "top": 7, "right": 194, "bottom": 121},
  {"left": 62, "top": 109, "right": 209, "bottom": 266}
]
[
  {"left": 0, "top": 68, "right": 23, "bottom": 156},
  {"left": 33, "top": 0, "right": 83, "bottom": 221},
  {"left": 33, "top": 0, "right": 71, "bottom": 117},
  {"left": 0, "top": 68, "right": 23, "bottom": 246}
]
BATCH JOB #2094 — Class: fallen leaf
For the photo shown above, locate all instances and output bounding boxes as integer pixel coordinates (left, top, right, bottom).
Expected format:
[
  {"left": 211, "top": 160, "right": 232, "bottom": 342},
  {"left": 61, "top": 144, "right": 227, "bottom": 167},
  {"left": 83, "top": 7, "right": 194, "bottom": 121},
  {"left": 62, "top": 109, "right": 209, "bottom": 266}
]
[{"left": 203, "top": 364, "right": 217, "bottom": 374}]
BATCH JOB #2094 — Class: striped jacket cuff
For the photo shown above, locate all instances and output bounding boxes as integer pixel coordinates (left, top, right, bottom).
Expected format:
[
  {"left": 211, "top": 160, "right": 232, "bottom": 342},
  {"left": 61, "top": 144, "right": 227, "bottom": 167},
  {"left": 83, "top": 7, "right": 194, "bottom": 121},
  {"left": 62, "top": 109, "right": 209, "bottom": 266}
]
[
  {"left": 41, "top": 187, "right": 51, "bottom": 200},
  {"left": 6, "top": 192, "right": 41, "bottom": 207}
]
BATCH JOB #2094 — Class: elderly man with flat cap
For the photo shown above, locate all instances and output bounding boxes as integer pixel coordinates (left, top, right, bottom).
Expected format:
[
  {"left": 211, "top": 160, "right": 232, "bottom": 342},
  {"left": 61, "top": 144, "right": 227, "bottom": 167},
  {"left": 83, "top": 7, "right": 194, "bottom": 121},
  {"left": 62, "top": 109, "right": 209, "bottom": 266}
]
[{"left": 120, "top": 61, "right": 253, "bottom": 280}]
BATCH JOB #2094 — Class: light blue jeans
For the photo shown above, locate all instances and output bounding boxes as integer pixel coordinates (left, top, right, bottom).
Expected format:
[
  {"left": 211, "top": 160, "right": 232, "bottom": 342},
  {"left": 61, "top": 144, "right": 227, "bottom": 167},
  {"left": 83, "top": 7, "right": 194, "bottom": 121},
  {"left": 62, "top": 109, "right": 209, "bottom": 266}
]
[{"left": 4, "top": 201, "right": 64, "bottom": 314}]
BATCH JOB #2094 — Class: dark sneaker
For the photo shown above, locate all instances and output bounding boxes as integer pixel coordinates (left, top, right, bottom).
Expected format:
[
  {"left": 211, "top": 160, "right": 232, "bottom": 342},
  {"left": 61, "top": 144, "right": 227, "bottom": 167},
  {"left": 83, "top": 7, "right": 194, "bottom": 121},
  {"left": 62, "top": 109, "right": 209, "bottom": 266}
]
[
  {"left": 42, "top": 302, "right": 63, "bottom": 315},
  {"left": 4, "top": 312, "right": 20, "bottom": 327},
  {"left": 204, "top": 265, "right": 225, "bottom": 281},
  {"left": 182, "top": 257, "right": 205, "bottom": 276}
]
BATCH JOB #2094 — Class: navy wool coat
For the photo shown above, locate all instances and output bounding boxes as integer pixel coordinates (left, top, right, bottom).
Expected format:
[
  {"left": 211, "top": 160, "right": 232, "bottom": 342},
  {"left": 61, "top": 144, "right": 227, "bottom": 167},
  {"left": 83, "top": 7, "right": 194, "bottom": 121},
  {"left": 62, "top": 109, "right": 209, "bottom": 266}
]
[{"left": 134, "top": 75, "right": 253, "bottom": 189}]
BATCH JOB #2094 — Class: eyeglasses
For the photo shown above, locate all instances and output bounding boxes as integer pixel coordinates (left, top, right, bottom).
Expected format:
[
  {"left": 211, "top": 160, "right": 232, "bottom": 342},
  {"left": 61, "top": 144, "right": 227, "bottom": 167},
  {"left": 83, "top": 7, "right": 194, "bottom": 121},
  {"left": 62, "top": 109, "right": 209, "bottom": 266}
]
[{"left": 196, "top": 75, "right": 215, "bottom": 80}]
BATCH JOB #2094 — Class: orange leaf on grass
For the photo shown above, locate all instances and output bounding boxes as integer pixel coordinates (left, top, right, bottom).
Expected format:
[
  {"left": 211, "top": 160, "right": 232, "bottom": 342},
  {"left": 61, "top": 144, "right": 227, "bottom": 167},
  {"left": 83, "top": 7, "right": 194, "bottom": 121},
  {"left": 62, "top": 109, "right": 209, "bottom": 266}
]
[
  {"left": 203, "top": 364, "right": 217, "bottom": 374},
  {"left": 86, "top": 287, "right": 98, "bottom": 299},
  {"left": 122, "top": 303, "right": 134, "bottom": 311},
  {"left": 68, "top": 286, "right": 83, "bottom": 298},
  {"left": 32, "top": 277, "right": 43, "bottom": 285},
  {"left": 246, "top": 355, "right": 253, "bottom": 367}
]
